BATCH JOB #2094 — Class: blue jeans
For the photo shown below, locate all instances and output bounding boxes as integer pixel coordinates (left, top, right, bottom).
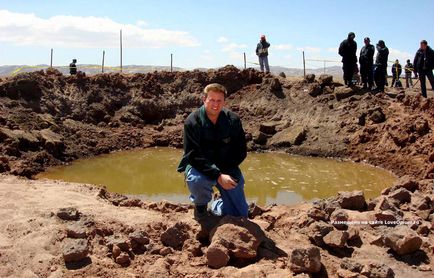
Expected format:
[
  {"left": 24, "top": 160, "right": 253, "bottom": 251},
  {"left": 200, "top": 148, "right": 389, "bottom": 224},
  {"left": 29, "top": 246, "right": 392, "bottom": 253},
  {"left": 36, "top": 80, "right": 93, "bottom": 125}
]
[
  {"left": 185, "top": 167, "right": 249, "bottom": 217},
  {"left": 259, "top": 56, "right": 270, "bottom": 73}
]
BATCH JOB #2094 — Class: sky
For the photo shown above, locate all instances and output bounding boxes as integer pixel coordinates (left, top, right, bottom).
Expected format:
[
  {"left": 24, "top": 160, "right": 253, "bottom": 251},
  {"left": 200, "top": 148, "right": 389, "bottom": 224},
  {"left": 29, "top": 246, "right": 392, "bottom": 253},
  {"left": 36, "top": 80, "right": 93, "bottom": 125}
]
[{"left": 0, "top": 0, "right": 433, "bottom": 69}]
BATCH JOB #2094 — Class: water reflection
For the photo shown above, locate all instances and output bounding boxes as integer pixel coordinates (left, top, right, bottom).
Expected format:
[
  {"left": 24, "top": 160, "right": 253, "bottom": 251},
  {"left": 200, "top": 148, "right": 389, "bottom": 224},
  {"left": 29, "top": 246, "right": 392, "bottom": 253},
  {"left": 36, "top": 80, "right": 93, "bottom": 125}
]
[{"left": 37, "top": 147, "right": 396, "bottom": 206}]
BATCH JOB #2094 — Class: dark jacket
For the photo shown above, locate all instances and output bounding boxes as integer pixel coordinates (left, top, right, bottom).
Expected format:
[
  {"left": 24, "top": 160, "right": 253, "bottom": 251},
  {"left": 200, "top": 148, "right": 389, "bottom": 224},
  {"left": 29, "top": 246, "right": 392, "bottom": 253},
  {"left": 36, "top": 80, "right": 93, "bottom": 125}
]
[
  {"left": 69, "top": 63, "right": 77, "bottom": 75},
  {"left": 177, "top": 105, "right": 247, "bottom": 180},
  {"left": 339, "top": 35, "right": 357, "bottom": 64},
  {"left": 375, "top": 45, "right": 389, "bottom": 67},
  {"left": 413, "top": 46, "right": 434, "bottom": 72},
  {"left": 256, "top": 41, "right": 270, "bottom": 57},
  {"left": 391, "top": 63, "right": 402, "bottom": 77},
  {"left": 404, "top": 63, "right": 414, "bottom": 74},
  {"left": 359, "top": 44, "right": 375, "bottom": 65}
]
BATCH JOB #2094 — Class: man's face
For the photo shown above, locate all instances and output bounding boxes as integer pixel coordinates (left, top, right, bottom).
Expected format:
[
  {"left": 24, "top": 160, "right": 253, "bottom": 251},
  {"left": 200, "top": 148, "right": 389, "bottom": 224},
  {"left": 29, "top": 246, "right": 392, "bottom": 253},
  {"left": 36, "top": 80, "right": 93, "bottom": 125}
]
[
  {"left": 203, "top": 90, "right": 225, "bottom": 117},
  {"left": 364, "top": 40, "right": 369, "bottom": 46},
  {"left": 421, "top": 43, "right": 427, "bottom": 50}
]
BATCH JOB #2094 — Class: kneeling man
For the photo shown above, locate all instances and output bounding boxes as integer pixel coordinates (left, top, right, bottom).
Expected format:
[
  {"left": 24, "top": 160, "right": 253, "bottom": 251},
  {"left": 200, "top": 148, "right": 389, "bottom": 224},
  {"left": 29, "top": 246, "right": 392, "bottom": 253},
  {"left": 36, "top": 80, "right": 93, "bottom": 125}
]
[{"left": 177, "top": 83, "right": 249, "bottom": 219}]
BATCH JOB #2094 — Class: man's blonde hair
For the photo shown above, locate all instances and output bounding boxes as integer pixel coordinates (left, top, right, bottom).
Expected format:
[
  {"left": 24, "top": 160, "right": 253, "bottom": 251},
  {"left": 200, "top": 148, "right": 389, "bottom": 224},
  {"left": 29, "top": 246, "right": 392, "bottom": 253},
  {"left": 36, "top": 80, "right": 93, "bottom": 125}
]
[{"left": 203, "top": 83, "right": 227, "bottom": 99}]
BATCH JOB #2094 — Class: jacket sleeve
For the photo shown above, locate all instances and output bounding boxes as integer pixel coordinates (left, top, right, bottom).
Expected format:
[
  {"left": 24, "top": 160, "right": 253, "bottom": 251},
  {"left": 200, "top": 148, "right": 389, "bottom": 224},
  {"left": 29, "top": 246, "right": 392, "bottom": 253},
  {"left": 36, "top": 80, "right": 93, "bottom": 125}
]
[
  {"left": 255, "top": 44, "right": 259, "bottom": 55},
  {"left": 230, "top": 118, "right": 247, "bottom": 167},
  {"left": 183, "top": 121, "right": 221, "bottom": 180},
  {"left": 413, "top": 52, "right": 419, "bottom": 73},
  {"left": 338, "top": 41, "right": 345, "bottom": 57}
]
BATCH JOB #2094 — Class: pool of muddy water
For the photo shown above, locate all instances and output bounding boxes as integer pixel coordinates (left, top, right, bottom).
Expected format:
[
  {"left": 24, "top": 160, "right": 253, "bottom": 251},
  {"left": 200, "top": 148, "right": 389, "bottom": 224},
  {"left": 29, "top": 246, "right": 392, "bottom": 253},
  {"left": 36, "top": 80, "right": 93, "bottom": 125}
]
[{"left": 37, "top": 147, "right": 396, "bottom": 206}]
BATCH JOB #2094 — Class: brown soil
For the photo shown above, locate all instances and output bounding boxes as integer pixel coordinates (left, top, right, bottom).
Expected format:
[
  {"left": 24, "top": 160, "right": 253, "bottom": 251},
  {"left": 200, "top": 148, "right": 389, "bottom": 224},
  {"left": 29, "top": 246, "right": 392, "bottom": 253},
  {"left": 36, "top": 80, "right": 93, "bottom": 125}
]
[{"left": 0, "top": 66, "right": 433, "bottom": 277}]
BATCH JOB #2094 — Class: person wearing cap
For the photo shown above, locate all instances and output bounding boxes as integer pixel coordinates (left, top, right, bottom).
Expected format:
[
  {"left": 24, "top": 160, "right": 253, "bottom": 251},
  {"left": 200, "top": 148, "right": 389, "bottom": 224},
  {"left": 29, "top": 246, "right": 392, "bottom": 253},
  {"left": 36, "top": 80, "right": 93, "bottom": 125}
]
[
  {"left": 404, "top": 59, "right": 414, "bottom": 88},
  {"left": 391, "top": 59, "right": 402, "bottom": 87},
  {"left": 177, "top": 83, "right": 249, "bottom": 220},
  {"left": 359, "top": 37, "right": 375, "bottom": 89},
  {"left": 413, "top": 40, "right": 434, "bottom": 98},
  {"left": 374, "top": 40, "right": 389, "bottom": 92},
  {"left": 339, "top": 32, "right": 358, "bottom": 86},
  {"left": 255, "top": 35, "right": 271, "bottom": 73},
  {"left": 69, "top": 59, "right": 77, "bottom": 75}
]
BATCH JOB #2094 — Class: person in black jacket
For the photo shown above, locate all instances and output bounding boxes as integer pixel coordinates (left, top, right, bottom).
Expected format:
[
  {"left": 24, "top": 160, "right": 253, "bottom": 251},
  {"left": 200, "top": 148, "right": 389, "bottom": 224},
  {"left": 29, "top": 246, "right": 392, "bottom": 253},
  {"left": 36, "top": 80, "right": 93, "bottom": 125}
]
[
  {"left": 413, "top": 40, "right": 434, "bottom": 98},
  {"left": 177, "top": 83, "right": 248, "bottom": 219},
  {"left": 359, "top": 37, "right": 375, "bottom": 89},
  {"left": 391, "top": 59, "right": 402, "bottom": 87},
  {"left": 339, "top": 32, "right": 357, "bottom": 86},
  {"left": 69, "top": 59, "right": 77, "bottom": 75},
  {"left": 374, "top": 40, "right": 389, "bottom": 92},
  {"left": 256, "top": 35, "right": 271, "bottom": 73}
]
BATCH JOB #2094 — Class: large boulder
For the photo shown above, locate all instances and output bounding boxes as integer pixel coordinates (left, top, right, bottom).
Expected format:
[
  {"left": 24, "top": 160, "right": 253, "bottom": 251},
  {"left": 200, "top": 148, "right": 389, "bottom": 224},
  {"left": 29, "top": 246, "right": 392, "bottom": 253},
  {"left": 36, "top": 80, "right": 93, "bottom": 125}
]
[
  {"left": 323, "top": 230, "right": 349, "bottom": 248},
  {"left": 206, "top": 216, "right": 265, "bottom": 268},
  {"left": 160, "top": 222, "right": 191, "bottom": 250},
  {"left": 334, "top": 87, "right": 355, "bottom": 101},
  {"left": 305, "top": 74, "right": 316, "bottom": 83},
  {"left": 337, "top": 191, "right": 367, "bottom": 211},
  {"left": 306, "top": 221, "right": 334, "bottom": 247},
  {"left": 289, "top": 246, "right": 322, "bottom": 274},
  {"left": 318, "top": 74, "right": 333, "bottom": 87},
  {"left": 259, "top": 122, "right": 278, "bottom": 135},
  {"left": 384, "top": 226, "right": 422, "bottom": 255},
  {"left": 39, "top": 128, "right": 65, "bottom": 156},
  {"left": 62, "top": 239, "right": 89, "bottom": 263},
  {"left": 269, "top": 126, "right": 307, "bottom": 147}
]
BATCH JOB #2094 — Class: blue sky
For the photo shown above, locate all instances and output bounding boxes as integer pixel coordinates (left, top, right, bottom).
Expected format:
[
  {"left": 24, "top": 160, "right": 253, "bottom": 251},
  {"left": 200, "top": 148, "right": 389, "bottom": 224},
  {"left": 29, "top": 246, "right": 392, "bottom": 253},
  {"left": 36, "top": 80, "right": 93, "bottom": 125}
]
[{"left": 0, "top": 0, "right": 433, "bottom": 69}]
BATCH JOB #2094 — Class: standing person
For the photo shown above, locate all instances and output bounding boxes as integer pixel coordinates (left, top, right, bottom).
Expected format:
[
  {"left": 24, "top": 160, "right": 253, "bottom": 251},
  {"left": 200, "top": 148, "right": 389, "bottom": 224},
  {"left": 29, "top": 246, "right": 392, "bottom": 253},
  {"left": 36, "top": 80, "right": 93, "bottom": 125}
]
[
  {"left": 404, "top": 59, "right": 414, "bottom": 88},
  {"left": 177, "top": 83, "right": 249, "bottom": 220},
  {"left": 391, "top": 59, "right": 402, "bottom": 87},
  {"left": 374, "top": 40, "right": 389, "bottom": 92},
  {"left": 339, "top": 32, "right": 357, "bottom": 86},
  {"left": 256, "top": 35, "right": 271, "bottom": 73},
  {"left": 359, "top": 37, "right": 375, "bottom": 89},
  {"left": 413, "top": 40, "right": 434, "bottom": 98},
  {"left": 69, "top": 59, "right": 77, "bottom": 75}
]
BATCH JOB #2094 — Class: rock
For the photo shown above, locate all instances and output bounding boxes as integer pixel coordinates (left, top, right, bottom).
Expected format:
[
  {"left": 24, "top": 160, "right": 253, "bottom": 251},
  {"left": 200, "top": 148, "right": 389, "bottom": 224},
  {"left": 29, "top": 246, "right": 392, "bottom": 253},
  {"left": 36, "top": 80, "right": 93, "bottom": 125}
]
[
  {"left": 384, "top": 226, "right": 422, "bottom": 255},
  {"left": 411, "top": 192, "right": 431, "bottom": 211},
  {"left": 337, "top": 269, "right": 359, "bottom": 278},
  {"left": 66, "top": 224, "right": 87, "bottom": 239},
  {"left": 369, "top": 108, "right": 386, "bottom": 123},
  {"left": 337, "top": 191, "right": 367, "bottom": 211},
  {"left": 330, "top": 209, "right": 349, "bottom": 230},
  {"left": 57, "top": 207, "right": 80, "bottom": 221},
  {"left": 160, "top": 222, "right": 191, "bottom": 250},
  {"left": 347, "top": 226, "right": 360, "bottom": 242},
  {"left": 289, "top": 246, "right": 322, "bottom": 274},
  {"left": 413, "top": 118, "right": 430, "bottom": 136},
  {"left": 392, "top": 175, "right": 419, "bottom": 192},
  {"left": 360, "top": 262, "right": 395, "bottom": 278},
  {"left": 306, "top": 221, "right": 334, "bottom": 246},
  {"left": 253, "top": 131, "right": 268, "bottom": 145},
  {"left": 206, "top": 244, "right": 230, "bottom": 269},
  {"left": 279, "top": 72, "right": 286, "bottom": 78},
  {"left": 374, "top": 210, "right": 399, "bottom": 226},
  {"left": 305, "top": 74, "right": 316, "bottom": 83},
  {"left": 307, "top": 83, "right": 322, "bottom": 97},
  {"left": 307, "top": 208, "right": 328, "bottom": 221},
  {"left": 248, "top": 203, "right": 266, "bottom": 218},
  {"left": 262, "top": 77, "right": 284, "bottom": 98},
  {"left": 416, "top": 223, "right": 430, "bottom": 236},
  {"left": 259, "top": 122, "right": 277, "bottom": 135},
  {"left": 115, "top": 252, "right": 130, "bottom": 266},
  {"left": 39, "top": 128, "right": 64, "bottom": 156},
  {"left": 388, "top": 188, "right": 411, "bottom": 205},
  {"left": 209, "top": 216, "right": 264, "bottom": 260},
  {"left": 183, "top": 238, "right": 202, "bottom": 257},
  {"left": 335, "top": 87, "right": 355, "bottom": 101},
  {"left": 340, "top": 258, "right": 363, "bottom": 273},
  {"left": 159, "top": 246, "right": 173, "bottom": 256},
  {"left": 62, "top": 239, "right": 89, "bottom": 263},
  {"left": 106, "top": 235, "right": 130, "bottom": 252},
  {"left": 269, "top": 126, "right": 307, "bottom": 147},
  {"left": 128, "top": 230, "right": 150, "bottom": 245},
  {"left": 323, "top": 230, "right": 349, "bottom": 248},
  {"left": 112, "top": 245, "right": 121, "bottom": 259},
  {"left": 319, "top": 74, "right": 333, "bottom": 86}
]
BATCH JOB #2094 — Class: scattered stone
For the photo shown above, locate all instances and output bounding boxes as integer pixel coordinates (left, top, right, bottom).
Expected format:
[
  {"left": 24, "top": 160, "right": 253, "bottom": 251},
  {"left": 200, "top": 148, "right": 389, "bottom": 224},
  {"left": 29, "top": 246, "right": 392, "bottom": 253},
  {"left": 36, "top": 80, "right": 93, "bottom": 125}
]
[
  {"left": 374, "top": 210, "right": 399, "bottom": 226},
  {"left": 248, "top": 203, "right": 266, "bottom": 218},
  {"left": 66, "top": 223, "right": 87, "bottom": 239},
  {"left": 39, "top": 128, "right": 64, "bottom": 156},
  {"left": 62, "top": 239, "right": 89, "bottom": 263},
  {"left": 388, "top": 188, "right": 411, "bottom": 205},
  {"left": 307, "top": 83, "right": 322, "bottom": 97},
  {"left": 337, "top": 268, "right": 359, "bottom": 278},
  {"left": 340, "top": 258, "right": 363, "bottom": 273},
  {"left": 279, "top": 72, "right": 286, "bottom": 78},
  {"left": 307, "top": 221, "right": 334, "bottom": 246},
  {"left": 307, "top": 208, "right": 328, "bottom": 221},
  {"left": 337, "top": 191, "right": 367, "bottom": 211},
  {"left": 330, "top": 209, "right": 349, "bottom": 230},
  {"left": 259, "top": 122, "right": 277, "bottom": 135},
  {"left": 391, "top": 175, "right": 419, "bottom": 192},
  {"left": 323, "top": 230, "right": 349, "bottom": 248},
  {"left": 269, "top": 126, "right": 307, "bottom": 147},
  {"left": 347, "top": 226, "right": 360, "bottom": 242},
  {"left": 253, "top": 131, "right": 268, "bottom": 145},
  {"left": 289, "top": 246, "right": 322, "bottom": 274},
  {"left": 159, "top": 246, "right": 173, "bottom": 256},
  {"left": 418, "top": 265, "right": 432, "bottom": 272},
  {"left": 206, "top": 244, "right": 230, "bottom": 269},
  {"left": 57, "top": 207, "right": 80, "bottom": 221},
  {"left": 384, "top": 226, "right": 422, "bottom": 255},
  {"left": 115, "top": 252, "right": 130, "bottom": 266},
  {"left": 413, "top": 118, "right": 430, "bottom": 136},
  {"left": 368, "top": 108, "right": 386, "bottom": 123},
  {"left": 335, "top": 87, "right": 355, "bottom": 101},
  {"left": 183, "top": 238, "right": 202, "bottom": 257},
  {"left": 106, "top": 235, "right": 130, "bottom": 252},
  {"left": 360, "top": 262, "right": 394, "bottom": 278},
  {"left": 411, "top": 192, "right": 431, "bottom": 211},
  {"left": 305, "top": 74, "right": 315, "bottom": 83},
  {"left": 112, "top": 245, "right": 121, "bottom": 259},
  {"left": 319, "top": 74, "right": 333, "bottom": 86},
  {"left": 128, "top": 230, "right": 150, "bottom": 245},
  {"left": 160, "top": 222, "right": 191, "bottom": 250}
]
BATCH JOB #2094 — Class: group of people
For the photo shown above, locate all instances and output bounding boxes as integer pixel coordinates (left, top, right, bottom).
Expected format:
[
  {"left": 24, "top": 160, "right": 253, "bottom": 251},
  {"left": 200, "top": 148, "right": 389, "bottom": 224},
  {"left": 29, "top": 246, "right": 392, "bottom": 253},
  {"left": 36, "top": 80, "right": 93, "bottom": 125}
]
[{"left": 339, "top": 32, "right": 434, "bottom": 98}]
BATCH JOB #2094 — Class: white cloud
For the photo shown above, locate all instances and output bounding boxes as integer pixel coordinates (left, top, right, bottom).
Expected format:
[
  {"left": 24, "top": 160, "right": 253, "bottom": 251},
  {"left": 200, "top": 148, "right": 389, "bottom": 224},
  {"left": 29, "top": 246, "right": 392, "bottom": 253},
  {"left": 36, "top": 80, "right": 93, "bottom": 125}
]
[
  {"left": 136, "top": 20, "right": 148, "bottom": 27},
  {"left": 388, "top": 48, "right": 413, "bottom": 63},
  {"left": 274, "top": 44, "right": 293, "bottom": 50},
  {"left": 200, "top": 49, "right": 214, "bottom": 61},
  {"left": 327, "top": 47, "right": 338, "bottom": 53},
  {"left": 221, "top": 43, "right": 247, "bottom": 52},
  {"left": 0, "top": 9, "right": 200, "bottom": 48},
  {"left": 296, "top": 46, "right": 322, "bottom": 53},
  {"left": 217, "top": 36, "right": 229, "bottom": 43}
]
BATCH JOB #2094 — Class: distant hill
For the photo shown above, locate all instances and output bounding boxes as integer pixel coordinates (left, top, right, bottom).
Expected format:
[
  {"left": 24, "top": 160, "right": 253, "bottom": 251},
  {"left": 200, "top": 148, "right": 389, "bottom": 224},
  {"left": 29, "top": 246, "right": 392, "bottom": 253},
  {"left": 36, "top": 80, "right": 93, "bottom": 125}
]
[{"left": 0, "top": 64, "right": 342, "bottom": 77}]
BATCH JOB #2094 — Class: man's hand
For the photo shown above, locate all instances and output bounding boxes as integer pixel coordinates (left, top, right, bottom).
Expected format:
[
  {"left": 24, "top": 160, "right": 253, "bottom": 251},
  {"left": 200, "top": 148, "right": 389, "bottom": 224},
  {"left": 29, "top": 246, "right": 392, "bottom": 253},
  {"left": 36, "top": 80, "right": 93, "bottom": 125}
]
[{"left": 218, "top": 174, "right": 237, "bottom": 190}]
